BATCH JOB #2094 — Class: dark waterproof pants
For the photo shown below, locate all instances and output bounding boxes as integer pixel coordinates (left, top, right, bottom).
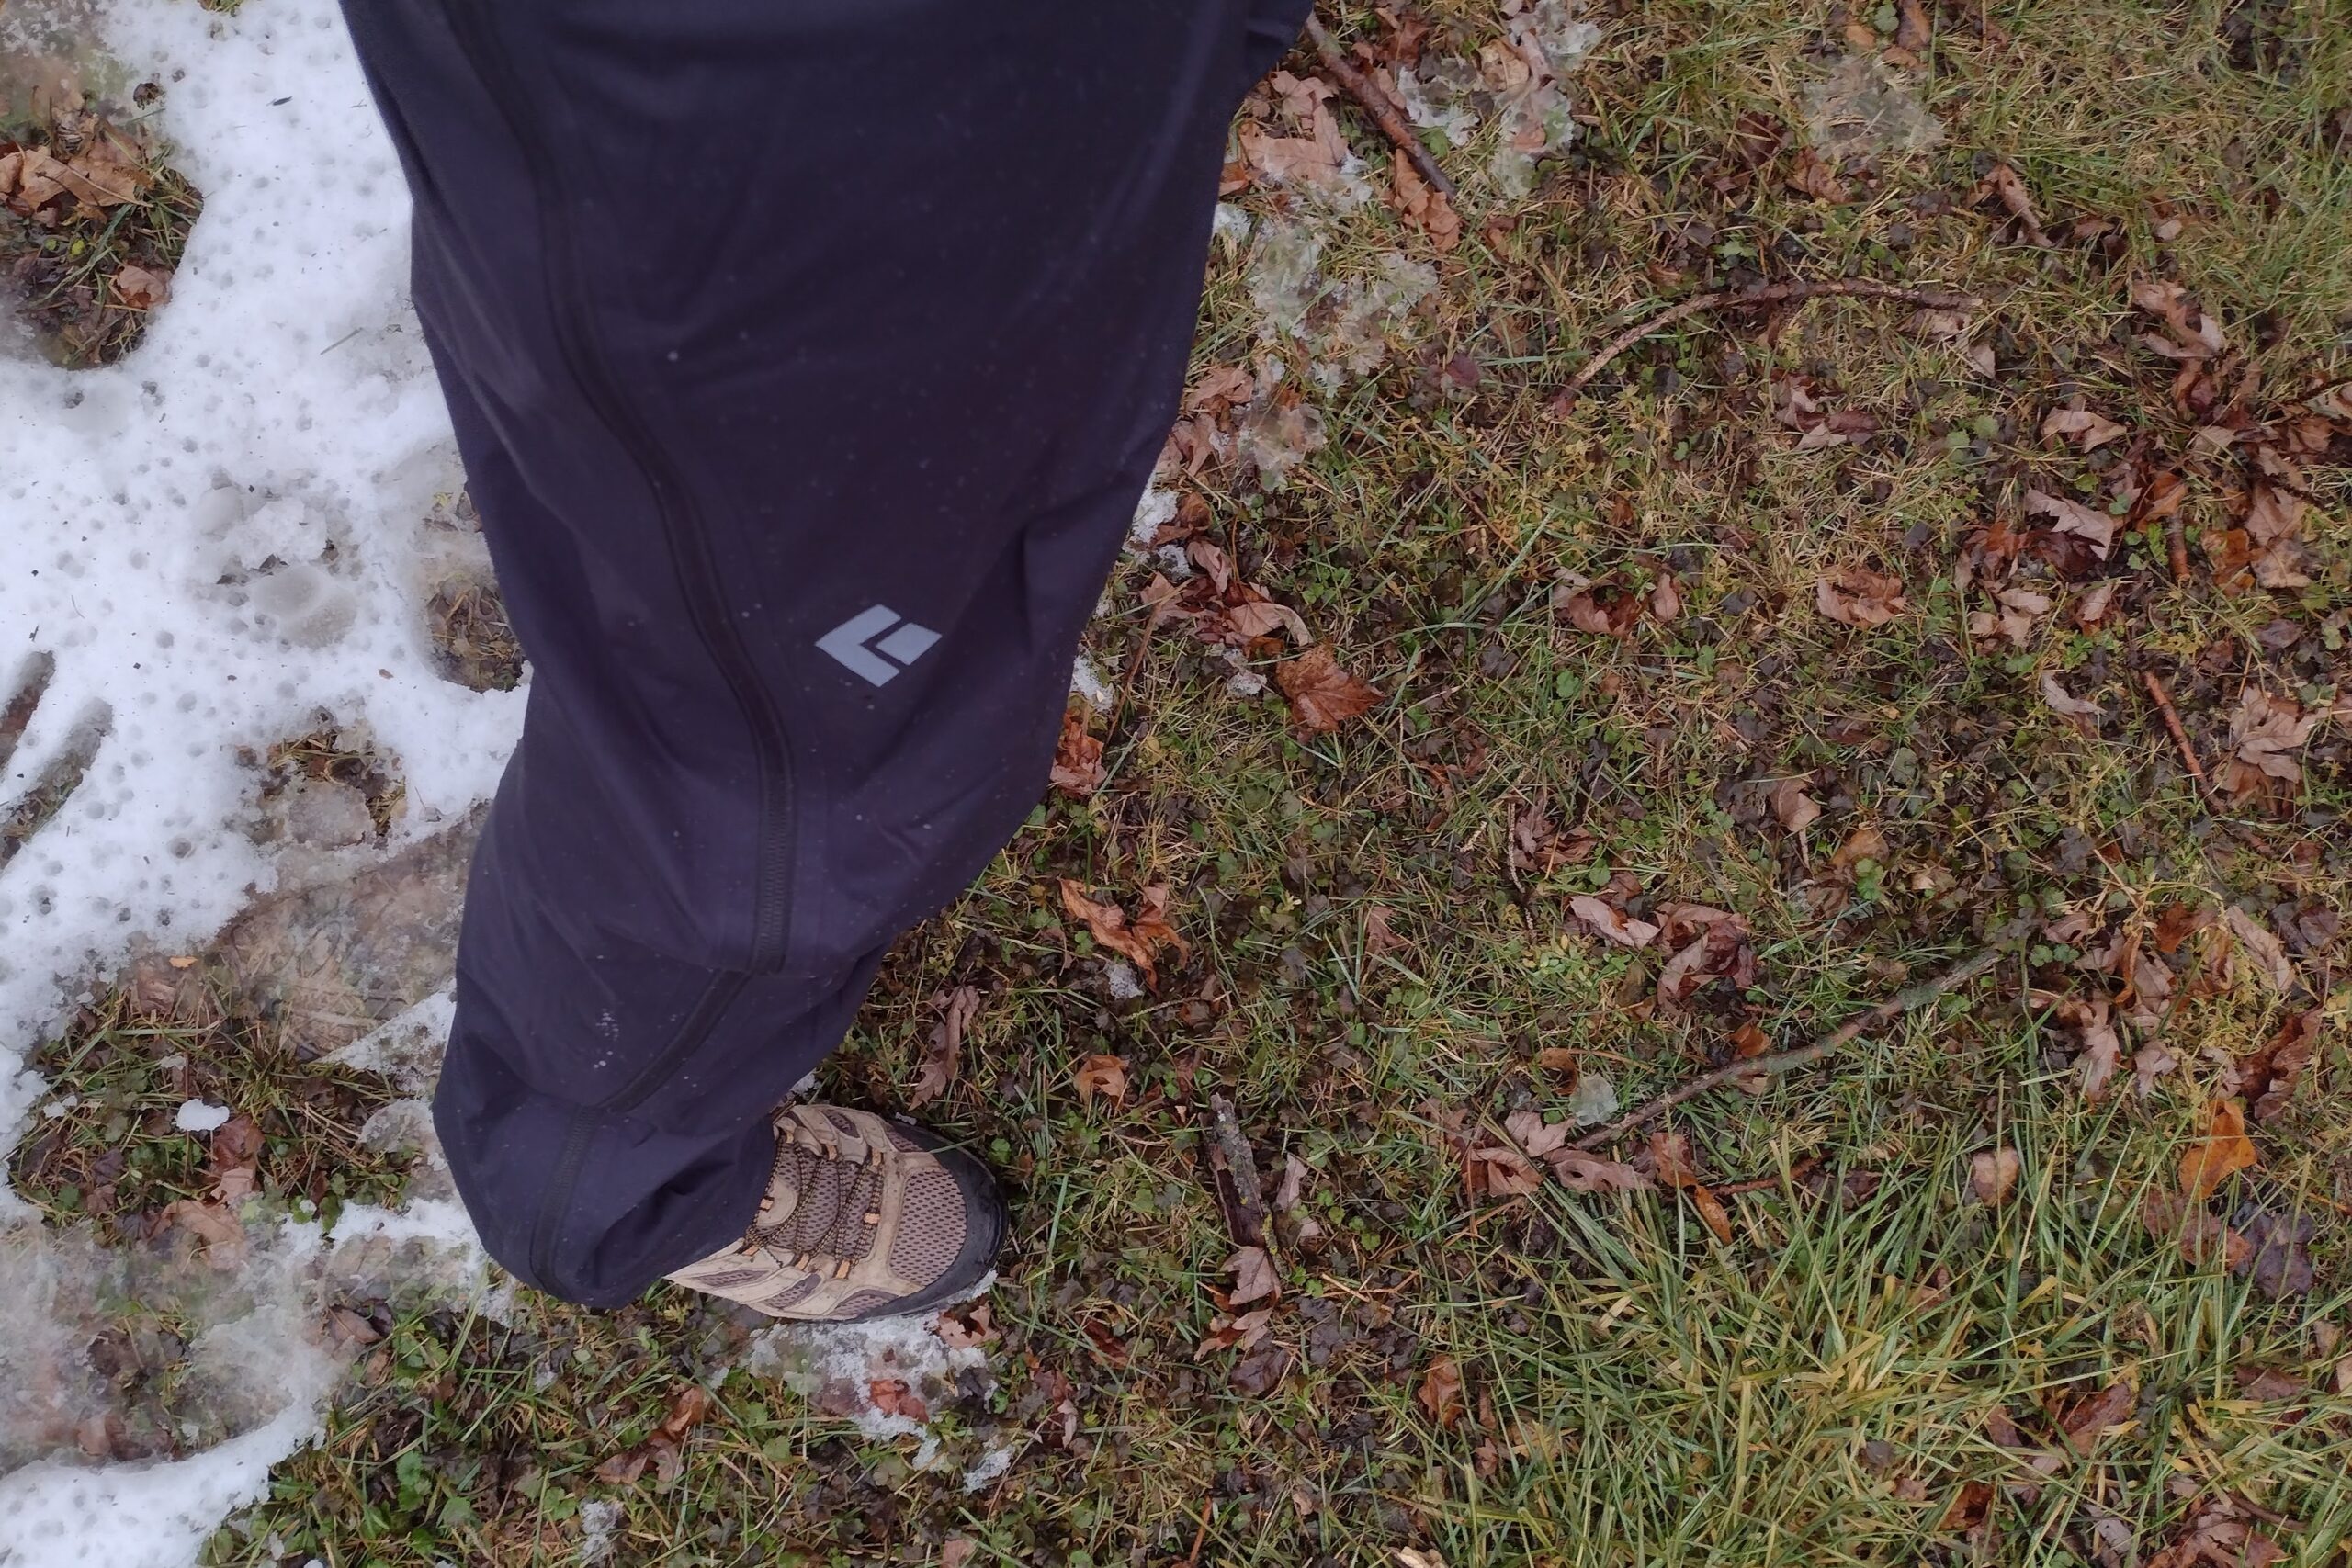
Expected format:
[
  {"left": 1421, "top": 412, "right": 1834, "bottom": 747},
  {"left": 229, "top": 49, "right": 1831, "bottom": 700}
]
[{"left": 338, "top": 0, "right": 1307, "bottom": 1306}]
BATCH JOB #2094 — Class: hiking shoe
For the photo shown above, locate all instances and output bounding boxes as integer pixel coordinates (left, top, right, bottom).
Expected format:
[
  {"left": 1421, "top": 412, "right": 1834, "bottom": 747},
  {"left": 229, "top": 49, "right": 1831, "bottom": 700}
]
[{"left": 666, "top": 1104, "right": 1005, "bottom": 1323}]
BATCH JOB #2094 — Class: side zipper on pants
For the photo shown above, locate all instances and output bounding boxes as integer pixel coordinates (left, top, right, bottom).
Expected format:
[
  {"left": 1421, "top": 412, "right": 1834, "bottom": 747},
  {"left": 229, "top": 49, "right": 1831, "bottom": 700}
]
[{"left": 434, "top": 0, "right": 797, "bottom": 1298}]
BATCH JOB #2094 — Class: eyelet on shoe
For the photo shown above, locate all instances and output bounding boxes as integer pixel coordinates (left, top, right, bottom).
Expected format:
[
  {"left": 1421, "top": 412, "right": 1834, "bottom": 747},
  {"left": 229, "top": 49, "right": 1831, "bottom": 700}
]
[{"left": 831, "top": 1259, "right": 853, "bottom": 1280}]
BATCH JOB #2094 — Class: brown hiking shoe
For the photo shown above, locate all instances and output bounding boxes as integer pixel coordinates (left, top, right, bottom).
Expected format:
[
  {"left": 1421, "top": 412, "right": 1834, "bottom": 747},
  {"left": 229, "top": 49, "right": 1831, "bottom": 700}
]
[{"left": 665, "top": 1104, "right": 1005, "bottom": 1323}]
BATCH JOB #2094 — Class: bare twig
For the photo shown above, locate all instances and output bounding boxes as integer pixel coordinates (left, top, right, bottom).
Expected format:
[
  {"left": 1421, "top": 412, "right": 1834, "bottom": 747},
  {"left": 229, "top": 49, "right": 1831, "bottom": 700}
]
[
  {"left": 2140, "top": 671, "right": 2221, "bottom": 807},
  {"left": 1547, "top": 278, "right": 1979, "bottom": 412},
  {"left": 1301, "top": 15, "right": 1454, "bottom": 200},
  {"left": 1570, "top": 951, "right": 2006, "bottom": 1151},
  {"left": 1204, "top": 1092, "right": 1268, "bottom": 1250},
  {"left": 2165, "top": 511, "right": 2192, "bottom": 584}
]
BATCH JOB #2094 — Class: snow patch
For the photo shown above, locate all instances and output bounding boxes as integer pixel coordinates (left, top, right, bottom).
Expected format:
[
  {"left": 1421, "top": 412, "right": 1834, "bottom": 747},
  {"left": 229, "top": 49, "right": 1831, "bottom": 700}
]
[
  {"left": 0, "top": 0, "right": 517, "bottom": 1134},
  {"left": 1802, "top": 53, "right": 1945, "bottom": 158},
  {"left": 174, "top": 1099, "right": 232, "bottom": 1134}
]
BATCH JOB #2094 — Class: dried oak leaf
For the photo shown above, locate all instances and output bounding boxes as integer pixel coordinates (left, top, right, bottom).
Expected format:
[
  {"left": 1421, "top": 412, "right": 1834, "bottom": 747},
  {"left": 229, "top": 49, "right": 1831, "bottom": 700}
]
[
  {"left": 1815, "top": 565, "right": 1907, "bottom": 627},
  {"left": 1058, "top": 879, "right": 1187, "bottom": 987},
  {"left": 1073, "top": 1053, "right": 1129, "bottom": 1107},
  {"left": 2235, "top": 1207, "right": 2315, "bottom": 1299},
  {"left": 1050, "top": 706, "right": 1106, "bottom": 797},
  {"left": 1390, "top": 153, "right": 1461, "bottom": 252},
  {"left": 2222, "top": 687, "right": 2319, "bottom": 794},
  {"left": 2059, "top": 1381, "right": 2135, "bottom": 1447},
  {"left": 1770, "top": 778, "right": 1821, "bottom": 832},
  {"left": 1275, "top": 644, "right": 1381, "bottom": 733},
  {"left": 909, "top": 984, "right": 980, "bottom": 1110},
  {"left": 1544, "top": 1148, "right": 1655, "bottom": 1193},
  {"left": 868, "top": 1379, "right": 929, "bottom": 1422},
  {"left": 112, "top": 264, "right": 171, "bottom": 310},
  {"left": 2057, "top": 994, "right": 2122, "bottom": 1100},
  {"left": 1969, "top": 1147, "right": 2021, "bottom": 1206},
  {"left": 2039, "top": 671, "right": 2104, "bottom": 732},
  {"left": 1417, "top": 1354, "right": 1466, "bottom": 1429},
  {"left": 207, "top": 1112, "right": 264, "bottom": 1203},
  {"left": 2177, "top": 1099, "right": 2257, "bottom": 1204},
  {"left": 2239, "top": 1010, "right": 2318, "bottom": 1124},
  {"left": 2023, "top": 489, "right": 2117, "bottom": 558},
  {"left": 2223, "top": 907, "right": 2295, "bottom": 993},
  {"left": 1553, "top": 580, "right": 1642, "bottom": 637},
  {"left": 1568, "top": 894, "right": 1659, "bottom": 950},
  {"left": 2040, "top": 406, "right": 2127, "bottom": 450},
  {"left": 164, "top": 1198, "right": 247, "bottom": 1268}
]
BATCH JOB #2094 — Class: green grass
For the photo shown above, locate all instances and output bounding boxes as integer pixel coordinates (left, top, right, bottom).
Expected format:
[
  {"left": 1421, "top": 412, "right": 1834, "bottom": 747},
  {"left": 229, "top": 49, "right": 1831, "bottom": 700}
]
[{"left": 6, "top": 0, "right": 2349, "bottom": 1561}]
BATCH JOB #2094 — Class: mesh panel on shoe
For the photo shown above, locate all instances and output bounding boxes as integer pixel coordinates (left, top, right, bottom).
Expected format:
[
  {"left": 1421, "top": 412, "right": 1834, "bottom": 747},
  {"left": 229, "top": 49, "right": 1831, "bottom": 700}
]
[
  {"left": 834, "top": 1289, "right": 899, "bottom": 1317},
  {"left": 889, "top": 1168, "right": 966, "bottom": 1283},
  {"left": 823, "top": 1109, "right": 863, "bottom": 1138},
  {"left": 885, "top": 1125, "right": 923, "bottom": 1153}
]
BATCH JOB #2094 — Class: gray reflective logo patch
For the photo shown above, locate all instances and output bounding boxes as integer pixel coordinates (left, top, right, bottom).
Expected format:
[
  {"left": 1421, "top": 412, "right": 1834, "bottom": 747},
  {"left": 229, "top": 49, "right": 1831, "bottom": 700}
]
[{"left": 816, "top": 605, "right": 940, "bottom": 686}]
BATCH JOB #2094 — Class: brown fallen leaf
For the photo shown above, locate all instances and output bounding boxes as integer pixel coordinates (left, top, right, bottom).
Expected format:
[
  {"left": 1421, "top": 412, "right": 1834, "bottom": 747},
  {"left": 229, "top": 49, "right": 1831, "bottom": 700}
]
[
  {"left": 1225, "top": 1243, "right": 1280, "bottom": 1306},
  {"left": 1194, "top": 1305, "right": 1274, "bottom": 1359},
  {"left": 941, "top": 1538, "right": 979, "bottom": 1568},
  {"left": 1568, "top": 894, "right": 1659, "bottom": 950},
  {"left": 1786, "top": 145, "right": 1848, "bottom": 202},
  {"left": 112, "top": 264, "right": 172, "bottom": 311},
  {"left": 1073, "top": 1053, "right": 1129, "bottom": 1107},
  {"left": 1648, "top": 573, "right": 1683, "bottom": 622},
  {"left": 1050, "top": 706, "right": 1106, "bottom": 797},
  {"left": 1417, "top": 1354, "right": 1465, "bottom": 1428},
  {"left": 1224, "top": 597, "right": 1313, "bottom": 646},
  {"left": 1815, "top": 565, "right": 1907, "bottom": 627},
  {"left": 1770, "top": 777, "right": 1821, "bottom": 832},
  {"left": 908, "top": 984, "right": 980, "bottom": 1110},
  {"left": 164, "top": 1199, "right": 248, "bottom": 1268},
  {"left": 1648, "top": 1132, "right": 1734, "bottom": 1243},
  {"left": 1058, "top": 880, "right": 1186, "bottom": 987},
  {"left": 1969, "top": 1147, "right": 2021, "bottom": 1205},
  {"left": 868, "top": 1378, "right": 929, "bottom": 1421},
  {"left": 2024, "top": 489, "right": 2117, "bottom": 558},
  {"left": 1941, "top": 1479, "right": 1995, "bottom": 1531},
  {"left": 2059, "top": 1381, "right": 2135, "bottom": 1447},
  {"left": 2040, "top": 406, "right": 2128, "bottom": 450},
  {"left": 2039, "top": 671, "right": 2104, "bottom": 731},
  {"left": 1553, "top": 581, "right": 1642, "bottom": 637},
  {"left": 2059, "top": 994, "right": 2122, "bottom": 1100},
  {"left": 2239, "top": 1010, "right": 2318, "bottom": 1124},
  {"left": 2222, "top": 688, "right": 2319, "bottom": 797},
  {"left": 2223, "top": 908, "right": 2294, "bottom": 994},
  {"left": 1894, "top": 0, "right": 1933, "bottom": 50},
  {"left": 1654, "top": 914, "right": 1757, "bottom": 1014},
  {"left": 1543, "top": 1149, "right": 1655, "bottom": 1193},
  {"left": 1184, "top": 364, "right": 1256, "bottom": 413},
  {"left": 2177, "top": 1099, "right": 2256, "bottom": 1204},
  {"left": 1275, "top": 644, "right": 1382, "bottom": 733},
  {"left": 1978, "top": 162, "right": 2050, "bottom": 246},
  {"left": 207, "top": 1112, "right": 264, "bottom": 1204},
  {"left": 1390, "top": 152, "right": 1461, "bottom": 252}
]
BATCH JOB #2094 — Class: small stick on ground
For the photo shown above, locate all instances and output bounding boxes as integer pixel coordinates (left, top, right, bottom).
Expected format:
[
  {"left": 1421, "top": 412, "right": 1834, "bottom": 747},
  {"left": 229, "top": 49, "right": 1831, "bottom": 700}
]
[
  {"left": 1570, "top": 950, "right": 2006, "bottom": 1151},
  {"left": 2165, "top": 511, "right": 2192, "bottom": 584},
  {"left": 2140, "top": 671, "right": 2221, "bottom": 807},
  {"left": 1302, "top": 15, "right": 1454, "bottom": 200},
  {"left": 1204, "top": 1091, "right": 1269, "bottom": 1250},
  {"left": 1547, "top": 278, "right": 1979, "bottom": 413}
]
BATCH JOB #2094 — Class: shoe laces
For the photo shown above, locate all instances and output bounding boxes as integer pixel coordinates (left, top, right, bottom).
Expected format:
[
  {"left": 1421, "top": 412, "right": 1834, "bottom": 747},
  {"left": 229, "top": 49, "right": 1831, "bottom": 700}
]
[{"left": 748, "top": 1123, "right": 886, "bottom": 1269}]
